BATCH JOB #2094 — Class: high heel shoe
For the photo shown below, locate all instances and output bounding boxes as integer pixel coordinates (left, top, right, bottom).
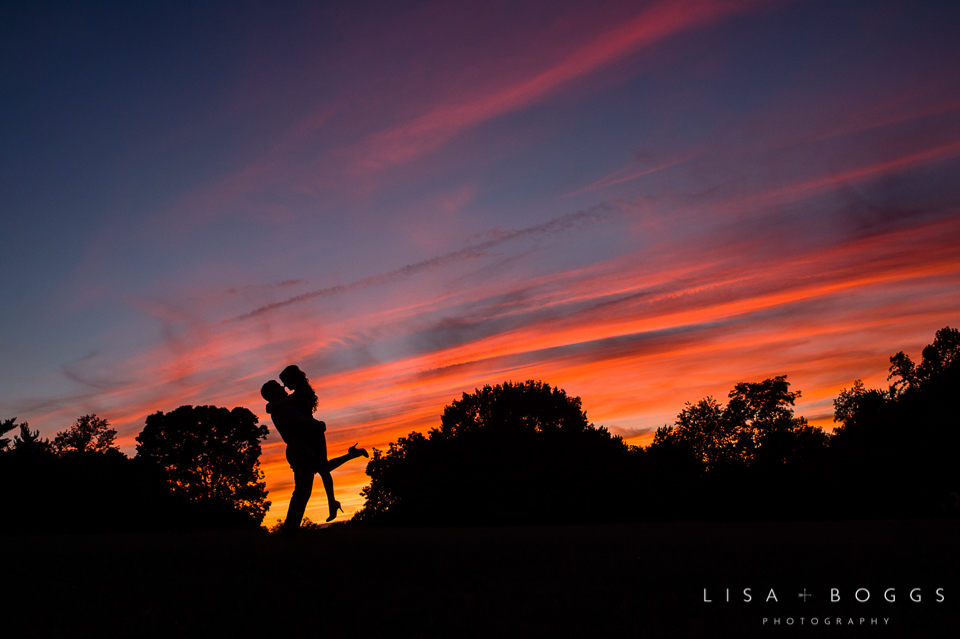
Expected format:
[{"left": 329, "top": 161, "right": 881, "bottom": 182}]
[
  {"left": 349, "top": 443, "right": 369, "bottom": 458},
  {"left": 327, "top": 500, "right": 343, "bottom": 523}
]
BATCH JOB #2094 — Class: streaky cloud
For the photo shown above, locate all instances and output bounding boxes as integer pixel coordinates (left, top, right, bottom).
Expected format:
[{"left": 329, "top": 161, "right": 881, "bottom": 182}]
[
  {"left": 352, "top": 0, "right": 768, "bottom": 170},
  {"left": 229, "top": 207, "right": 612, "bottom": 322},
  {"left": 563, "top": 153, "right": 698, "bottom": 198}
]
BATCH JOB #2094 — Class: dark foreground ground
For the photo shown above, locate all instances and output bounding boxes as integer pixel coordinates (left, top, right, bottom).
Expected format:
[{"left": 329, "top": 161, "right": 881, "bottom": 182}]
[{"left": 3, "top": 519, "right": 957, "bottom": 638}]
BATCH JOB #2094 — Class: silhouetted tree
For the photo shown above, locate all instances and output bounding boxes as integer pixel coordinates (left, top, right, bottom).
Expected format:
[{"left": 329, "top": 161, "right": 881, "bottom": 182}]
[
  {"left": 833, "top": 380, "right": 888, "bottom": 429},
  {"left": 651, "top": 376, "right": 819, "bottom": 472},
  {"left": 354, "top": 381, "right": 632, "bottom": 525},
  {"left": 732, "top": 378, "right": 826, "bottom": 474},
  {"left": 656, "top": 396, "right": 743, "bottom": 473},
  {"left": 1, "top": 417, "right": 18, "bottom": 451},
  {"left": 52, "top": 414, "right": 118, "bottom": 456},
  {"left": 649, "top": 376, "right": 828, "bottom": 518},
  {"left": 727, "top": 377, "right": 801, "bottom": 436},
  {"left": 888, "top": 326, "right": 960, "bottom": 396},
  {"left": 0, "top": 415, "right": 165, "bottom": 534},
  {"left": 830, "top": 326, "right": 960, "bottom": 516},
  {"left": 10, "top": 421, "right": 54, "bottom": 457},
  {"left": 135, "top": 405, "right": 270, "bottom": 527},
  {"left": 1, "top": 420, "right": 56, "bottom": 533}
]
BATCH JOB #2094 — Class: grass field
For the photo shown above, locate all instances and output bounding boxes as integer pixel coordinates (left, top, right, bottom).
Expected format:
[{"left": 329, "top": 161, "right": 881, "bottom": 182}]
[{"left": 4, "top": 519, "right": 957, "bottom": 637}]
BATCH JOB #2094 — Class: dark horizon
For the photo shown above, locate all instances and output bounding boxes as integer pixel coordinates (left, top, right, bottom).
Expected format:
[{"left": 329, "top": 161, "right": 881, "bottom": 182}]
[{"left": 4, "top": 326, "right": 957, "bottom": 534}]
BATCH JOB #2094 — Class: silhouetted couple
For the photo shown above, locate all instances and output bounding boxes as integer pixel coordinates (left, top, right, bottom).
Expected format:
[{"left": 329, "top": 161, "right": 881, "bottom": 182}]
[{"left": 261, "top": 365, "right": 367, "bottom": 533}]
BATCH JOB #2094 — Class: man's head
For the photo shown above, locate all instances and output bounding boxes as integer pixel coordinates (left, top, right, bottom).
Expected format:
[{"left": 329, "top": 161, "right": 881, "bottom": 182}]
[{"left": 260, "top": 380, "right": 288, "bottom": 403}]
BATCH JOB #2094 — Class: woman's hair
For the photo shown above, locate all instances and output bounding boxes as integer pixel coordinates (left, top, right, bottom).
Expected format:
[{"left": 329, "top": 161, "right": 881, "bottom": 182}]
[{"left": 280, "top": 364, "right": 319, "bottom": 414}]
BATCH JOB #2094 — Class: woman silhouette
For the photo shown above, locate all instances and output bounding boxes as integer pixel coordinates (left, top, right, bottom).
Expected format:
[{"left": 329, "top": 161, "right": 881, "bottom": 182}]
[{"left": 279, "top": 365, "right": 367, "bottom": 523}]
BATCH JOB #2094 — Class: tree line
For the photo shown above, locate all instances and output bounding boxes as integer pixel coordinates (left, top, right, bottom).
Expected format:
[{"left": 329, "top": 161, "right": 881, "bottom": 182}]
[
  {"left": 1, "top": 406, "right": 269, "bottom": 533},
  {"left": 2, "top": 326, "right": 957, "bottom": 533},
  {"left": 352, "top": 326, "right": 960, "bottom": 525}
]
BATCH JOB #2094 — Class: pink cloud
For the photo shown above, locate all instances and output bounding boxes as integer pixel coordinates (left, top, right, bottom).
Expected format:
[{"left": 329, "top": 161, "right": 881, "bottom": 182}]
[{"left": 350, "top": 0, "right": 768, "bottom": 171}]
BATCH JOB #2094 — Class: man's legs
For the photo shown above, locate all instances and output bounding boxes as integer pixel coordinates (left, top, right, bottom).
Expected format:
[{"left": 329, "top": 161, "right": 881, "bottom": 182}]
[{"left": 284, "top": 467, "right": 314, "bottom": 534}]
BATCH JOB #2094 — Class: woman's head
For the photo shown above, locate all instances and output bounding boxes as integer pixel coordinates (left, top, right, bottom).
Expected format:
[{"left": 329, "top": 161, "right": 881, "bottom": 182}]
[
  {"left": 280, "top": 364, "right": 308, "bottom": 390},
  {"left": 280, "top": 364, "right": 318, "bottom": 413}
]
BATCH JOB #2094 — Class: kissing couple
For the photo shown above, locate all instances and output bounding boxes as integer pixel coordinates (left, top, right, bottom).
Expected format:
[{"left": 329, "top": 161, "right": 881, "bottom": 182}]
[{"left": 261, "top": 365, "right": 368, "bottom": 533}]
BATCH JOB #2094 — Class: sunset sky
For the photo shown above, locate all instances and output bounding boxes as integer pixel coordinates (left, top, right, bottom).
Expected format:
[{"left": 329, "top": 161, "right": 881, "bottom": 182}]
[{"left": 2, "top": 0, "right": 959, "bottom": 524}]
